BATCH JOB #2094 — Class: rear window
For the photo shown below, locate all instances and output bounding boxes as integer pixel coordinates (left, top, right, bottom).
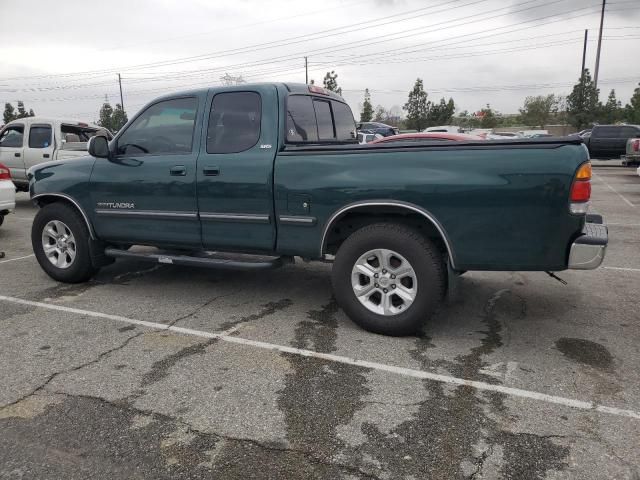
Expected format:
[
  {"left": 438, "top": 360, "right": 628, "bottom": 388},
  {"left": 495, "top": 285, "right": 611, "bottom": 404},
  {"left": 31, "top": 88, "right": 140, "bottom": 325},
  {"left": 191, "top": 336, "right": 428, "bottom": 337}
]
[
  {"left": 314, "top": 100, "right": 334, "bottom": 140},
  {"left": 332, "top": 101, "right": 356, "bottom": 141},
  {"left": 286, "top": 94, "right": 356, "bottom": 143},
  {"left": 287, "top": 96, "right": 318, "bottom": 142}
]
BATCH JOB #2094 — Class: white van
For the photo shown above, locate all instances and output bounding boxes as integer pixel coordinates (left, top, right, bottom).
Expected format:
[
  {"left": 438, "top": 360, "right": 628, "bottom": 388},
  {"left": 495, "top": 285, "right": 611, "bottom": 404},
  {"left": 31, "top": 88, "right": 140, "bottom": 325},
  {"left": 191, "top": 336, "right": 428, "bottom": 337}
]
[{"left": 0, "top": 117, "right": 112, "bottom": 191}]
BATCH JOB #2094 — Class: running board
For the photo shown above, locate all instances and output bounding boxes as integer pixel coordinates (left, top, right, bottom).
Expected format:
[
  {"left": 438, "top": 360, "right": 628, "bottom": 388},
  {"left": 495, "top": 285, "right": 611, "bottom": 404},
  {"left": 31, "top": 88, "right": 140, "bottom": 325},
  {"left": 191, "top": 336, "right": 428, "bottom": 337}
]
[{"left": 104, "top": 247, "right": 293, "bottom": 270}]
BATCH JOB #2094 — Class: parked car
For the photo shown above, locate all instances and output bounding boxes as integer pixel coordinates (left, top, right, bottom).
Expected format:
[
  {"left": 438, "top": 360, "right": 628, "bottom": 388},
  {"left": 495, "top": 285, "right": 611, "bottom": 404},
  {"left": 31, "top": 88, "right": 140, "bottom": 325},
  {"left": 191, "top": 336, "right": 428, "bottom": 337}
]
[
  {"left": 486, "top": 132, "right": 524, "bottom": 139},
  {"left": 517, "top": 129, "right": 549, "bottom": 137},
  {"left": 357, "top": 132, "right": 383, "bottom": 144},
  {"left": 0, "top": 163, "right": 16, "bottom": 227},
  {"left": 371, "top": 132, "right": 484, "bottom": 144},
  {"left": 423, "top": 125, "right": 461, "bottom": 133},
  {"left": 28, "top": 82, "right": 607, "bottom": 336},
  {"left": 584, "top": 124, "right": 640, "bottom": 160},
  {"left": 356, "top": 122, "right": 399, "bottom": 137},
  {"left": 622, "top": 137, "right": 640, "bottom": 166},
  {"left": 0, "top": 117, "right": 112, "bottom": 192}
]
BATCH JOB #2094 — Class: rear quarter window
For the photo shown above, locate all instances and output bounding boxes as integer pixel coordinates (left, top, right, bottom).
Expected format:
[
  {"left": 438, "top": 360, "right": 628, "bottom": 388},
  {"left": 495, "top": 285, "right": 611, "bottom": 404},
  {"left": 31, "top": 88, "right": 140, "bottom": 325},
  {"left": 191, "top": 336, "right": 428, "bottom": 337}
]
[{"left": 332, "top": 101, "right": 356, "bottom": 142}]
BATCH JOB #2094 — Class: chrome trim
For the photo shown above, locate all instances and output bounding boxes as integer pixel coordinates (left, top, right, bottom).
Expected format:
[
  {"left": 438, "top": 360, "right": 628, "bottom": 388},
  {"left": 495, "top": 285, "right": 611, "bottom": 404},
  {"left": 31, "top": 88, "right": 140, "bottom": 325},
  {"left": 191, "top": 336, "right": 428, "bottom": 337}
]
[
  {"left": 33, "top": 193, "right": 95, "bottom": 239},
  {"left": 320, "top": 200, "right": 456, "bottom": 268},
  {"left": 95, "top": 209, "right": 197, "bottom": 219},
  {"left": 279, "top": 215, "right": 316, "bottom": 225},
  {"left": 568, "top": 242, "right": 606, "bottom": 270},
  {"left": 199, "top": 212, "right": 270, "bottom": 224}
]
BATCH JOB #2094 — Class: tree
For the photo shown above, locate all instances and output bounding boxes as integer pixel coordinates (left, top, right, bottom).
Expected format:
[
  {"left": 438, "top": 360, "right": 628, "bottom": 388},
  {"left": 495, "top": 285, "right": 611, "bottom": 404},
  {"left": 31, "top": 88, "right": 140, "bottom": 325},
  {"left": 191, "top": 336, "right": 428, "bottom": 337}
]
[
  {"left": 3, "top": 103, "right": 16, "bottom": 124},
  {"left": 360, "top": 88, "right": 373, "bottom": 122},
  {"left": 403, "top": 78, "right": 429, "bottom": 131},
  {"left": 2, "top": 101, "right": 34, "bottom": 124},
  {"left": 98, "top": 101, "right": 114, "bottom": 131},
  {"left": 479, "top": 104, "right": 498, "bottom": 128},
  {"left": 322, "top": 71, "right": 342, "bottom": 95},
  {"left": 624, "top": 83, "right": 640, "bottom": 124},
  {"left": 15, "top": 101, "right": 34, "bottom": 119},
  {"left": 519, "top": 94, "right": 558, "bottom": 128},
  {"left": 566, "top": 69, "right": 600, "bottom": 130},
  {"left": 426, "top": 97, "right": 455, "bottom": 126},
  {"left": 373, "top": 105, "right": 388, "bottom": 122},
  {"left": 111, "top": 103, "right": 128, "bottom": 132},
  {"left": 601, "top": 89, "right": 622, "bottom": 124}
]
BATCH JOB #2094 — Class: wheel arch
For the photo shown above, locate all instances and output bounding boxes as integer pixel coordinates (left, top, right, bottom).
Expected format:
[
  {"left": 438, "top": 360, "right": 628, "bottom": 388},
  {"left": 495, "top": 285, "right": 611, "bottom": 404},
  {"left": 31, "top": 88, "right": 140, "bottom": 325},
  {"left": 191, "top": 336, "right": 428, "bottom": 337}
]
[
  {"left": 33, "top": 193, "right": 96, "bottom": 240},
  {"left": 320, "top": 200, "right": 457, "bottom": 269}
]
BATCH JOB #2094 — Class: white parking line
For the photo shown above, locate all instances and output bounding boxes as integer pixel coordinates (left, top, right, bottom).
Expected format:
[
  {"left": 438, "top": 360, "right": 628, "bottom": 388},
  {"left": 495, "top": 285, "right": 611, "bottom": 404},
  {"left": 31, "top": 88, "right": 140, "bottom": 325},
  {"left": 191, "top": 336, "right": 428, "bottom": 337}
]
[
  {"left": 593, "top": 174, "right": 636, "bottom": 207},
  {"left": 1, "top": 294, "right": 639, "bottom": 421},
  {"left": 0, "top": 254, "right": 35, "bottom": 264},
  {"left": 606, "top": 223, "right": 640, "bottom": 227},
  {"left": 604, "top": 266, "right": 640, "bottom": 273}
]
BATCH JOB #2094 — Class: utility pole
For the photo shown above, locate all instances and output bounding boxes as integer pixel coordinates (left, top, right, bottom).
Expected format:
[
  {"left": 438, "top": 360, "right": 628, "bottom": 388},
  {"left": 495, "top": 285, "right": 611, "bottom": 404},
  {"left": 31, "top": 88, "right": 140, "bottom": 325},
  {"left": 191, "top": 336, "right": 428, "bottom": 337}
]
[
  {"left": 593, "top": 0, "right": 606, "bottom": 90},
  {"left": 581, "top": 29, "right": 588, "bottom": 79},
  {"left": 117, "top": 73, "right": 124, "bottom": 111},
  {"left": 304, "top": 56, "right": 308, "bottom": 84}
]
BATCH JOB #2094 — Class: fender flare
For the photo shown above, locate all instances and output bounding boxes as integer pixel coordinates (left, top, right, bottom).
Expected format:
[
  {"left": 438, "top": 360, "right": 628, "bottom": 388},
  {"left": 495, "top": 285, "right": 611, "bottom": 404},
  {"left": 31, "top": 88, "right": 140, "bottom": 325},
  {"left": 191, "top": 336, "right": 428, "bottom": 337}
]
[
  {"left": 32, "top": 193, "right": 96, "bottom": 240},
  {"left": 319, "top": 200, "right": 457, "bottom": 269}
]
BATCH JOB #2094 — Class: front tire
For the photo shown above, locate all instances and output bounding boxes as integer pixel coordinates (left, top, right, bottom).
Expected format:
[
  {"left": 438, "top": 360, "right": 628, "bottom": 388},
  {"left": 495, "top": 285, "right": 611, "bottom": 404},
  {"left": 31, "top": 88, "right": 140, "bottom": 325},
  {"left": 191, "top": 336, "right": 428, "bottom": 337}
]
[
  {"left": 331, "top": 223, "right": 445, "bottom": 336},
  {"left": 32, "top": 203, "right": 98, "bottom": 283}
]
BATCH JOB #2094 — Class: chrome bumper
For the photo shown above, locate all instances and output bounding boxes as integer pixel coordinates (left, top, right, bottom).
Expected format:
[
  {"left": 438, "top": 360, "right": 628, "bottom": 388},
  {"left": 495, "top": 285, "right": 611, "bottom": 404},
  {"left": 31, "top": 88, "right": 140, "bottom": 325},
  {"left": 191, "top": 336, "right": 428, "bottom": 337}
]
[{"left": 568, "top": 222, "right": 608, "bottom": 270}]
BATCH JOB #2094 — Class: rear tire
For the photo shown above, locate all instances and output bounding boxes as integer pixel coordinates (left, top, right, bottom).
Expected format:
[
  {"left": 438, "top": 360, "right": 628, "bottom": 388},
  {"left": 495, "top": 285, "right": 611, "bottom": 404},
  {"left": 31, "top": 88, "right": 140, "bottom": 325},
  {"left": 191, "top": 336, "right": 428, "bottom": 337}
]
[
  {"left": 32, "top": 203, "right": 98, "bottom": 283},
  {"left": 331, "top": 223, "right": 445, "bottom": 336}
]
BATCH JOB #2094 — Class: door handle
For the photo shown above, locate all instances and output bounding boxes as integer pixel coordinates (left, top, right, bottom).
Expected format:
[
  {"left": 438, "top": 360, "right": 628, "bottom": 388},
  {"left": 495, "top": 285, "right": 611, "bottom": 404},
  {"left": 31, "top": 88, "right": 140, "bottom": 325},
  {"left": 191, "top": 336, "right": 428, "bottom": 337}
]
[
  {"left": 170, "top": 165, "right": 187, "bottom": 176},
  {"left": 43, "top": 154, "right": 50, "bottom": 158},
  {"left": 203, "top": 166, "right": 220, "bottom": 176},
  {"left": 14, "top": 153, "right": 21, "bottom": 157}
]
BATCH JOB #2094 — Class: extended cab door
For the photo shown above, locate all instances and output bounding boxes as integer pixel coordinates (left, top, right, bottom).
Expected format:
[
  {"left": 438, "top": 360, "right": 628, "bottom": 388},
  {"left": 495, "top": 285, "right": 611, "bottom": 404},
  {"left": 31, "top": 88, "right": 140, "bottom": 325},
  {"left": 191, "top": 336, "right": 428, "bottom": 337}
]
[
  {"left": 23, "top": 122, "right": 54, "bottom": 169},
  {"left": 89, "top": 95, "right": 204, "bottom": 247},
  {"left": 0, "top": 123, "right": 26, "bottom": 183},
  {"left": 197, "top": 85, "right": 278, "bottom": 252}
]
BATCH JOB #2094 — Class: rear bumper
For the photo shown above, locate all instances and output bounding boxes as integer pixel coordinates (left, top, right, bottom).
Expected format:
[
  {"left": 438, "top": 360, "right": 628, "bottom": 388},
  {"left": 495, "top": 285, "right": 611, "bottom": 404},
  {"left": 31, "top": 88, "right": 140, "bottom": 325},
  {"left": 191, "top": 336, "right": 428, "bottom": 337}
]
[{"left": 568, "top": 222, "right": 608, "bottom": 270}]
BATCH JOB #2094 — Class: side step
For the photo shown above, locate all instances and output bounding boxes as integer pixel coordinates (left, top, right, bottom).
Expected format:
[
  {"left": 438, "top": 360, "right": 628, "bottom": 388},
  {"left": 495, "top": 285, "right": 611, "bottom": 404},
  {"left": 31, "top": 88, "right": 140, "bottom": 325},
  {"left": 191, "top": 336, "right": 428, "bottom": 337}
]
[{"left": 104, "top": 247, "right": 293, "bottom": 271}]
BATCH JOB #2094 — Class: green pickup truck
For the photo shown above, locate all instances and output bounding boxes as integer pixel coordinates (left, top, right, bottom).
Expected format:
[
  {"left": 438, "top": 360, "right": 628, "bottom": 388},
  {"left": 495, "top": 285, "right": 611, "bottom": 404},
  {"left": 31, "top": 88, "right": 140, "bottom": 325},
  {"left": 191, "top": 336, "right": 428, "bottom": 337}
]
[{"left": 28, "top": 83, "right": 607, "bottom": 335}]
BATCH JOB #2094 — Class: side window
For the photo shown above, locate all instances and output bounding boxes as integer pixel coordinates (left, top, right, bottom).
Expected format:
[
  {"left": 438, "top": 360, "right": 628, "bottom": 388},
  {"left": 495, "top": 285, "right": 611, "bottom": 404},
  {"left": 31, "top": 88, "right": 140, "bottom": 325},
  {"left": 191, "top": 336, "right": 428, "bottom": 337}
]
[
  {"left": 620, "top": 126, "right": 639, "bottom": 138},
  {"left": 117, "top": 97, "right": 197, "bottom": 155},
  {"left": 332, "top": 101, "right": 356, "bottom": 142},
  {"left": 207, "top": 92, "right": 261, "bottom": 154},
  {"left": 314, "top": 100, "right": 334, "bottom": 140},
  {"left": 28, "top": 125, "right": 52, "bottom": 148},
  {"left": 0, "top": 125, "right": 24, "bottom": 148},
  {"left": 286, "top": 95, "right": 318, "bottom": 143},
  {"left": 595, "top": 127, "right": 617, "bottom": 137}
]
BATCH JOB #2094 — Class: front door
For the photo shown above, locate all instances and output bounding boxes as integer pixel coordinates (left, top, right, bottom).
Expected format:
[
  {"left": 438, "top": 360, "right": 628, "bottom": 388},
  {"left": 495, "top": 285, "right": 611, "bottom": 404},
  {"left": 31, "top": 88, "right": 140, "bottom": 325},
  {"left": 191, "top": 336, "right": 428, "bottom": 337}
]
[
  {"left": 197, "top": 86, "right": 278, "bottom": 252},
  {"left": 0, "top": 123, "right": 25, "bottom": 183},
  {"left": 24, "top": 123, "right": 54, "bottom": 170},
  {"left": 89, "top": 95, "right": 204, "bottom": 247}
]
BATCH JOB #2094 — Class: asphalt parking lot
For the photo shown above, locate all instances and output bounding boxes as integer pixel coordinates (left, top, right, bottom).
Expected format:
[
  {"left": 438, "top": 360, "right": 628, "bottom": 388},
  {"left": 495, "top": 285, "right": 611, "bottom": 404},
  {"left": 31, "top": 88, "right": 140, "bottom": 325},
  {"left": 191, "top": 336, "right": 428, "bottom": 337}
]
[{"left": 1, "top": 164, "right": 639, "bottom": 479}]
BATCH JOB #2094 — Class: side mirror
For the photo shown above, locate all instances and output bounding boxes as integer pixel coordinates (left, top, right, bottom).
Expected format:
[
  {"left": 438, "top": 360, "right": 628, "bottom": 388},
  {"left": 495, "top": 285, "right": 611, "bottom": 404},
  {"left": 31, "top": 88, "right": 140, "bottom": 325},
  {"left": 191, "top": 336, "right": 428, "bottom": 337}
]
[{"left": 88, "top": 135, "right": 110, "bottom": 158}]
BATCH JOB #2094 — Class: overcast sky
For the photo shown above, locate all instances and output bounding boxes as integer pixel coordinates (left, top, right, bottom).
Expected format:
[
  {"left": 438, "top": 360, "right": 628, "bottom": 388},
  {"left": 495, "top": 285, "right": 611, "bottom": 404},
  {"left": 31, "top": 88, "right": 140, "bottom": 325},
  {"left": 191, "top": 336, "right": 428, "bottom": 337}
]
[{"left": 1, "top": 0, "right": 638, "bottom": 122}]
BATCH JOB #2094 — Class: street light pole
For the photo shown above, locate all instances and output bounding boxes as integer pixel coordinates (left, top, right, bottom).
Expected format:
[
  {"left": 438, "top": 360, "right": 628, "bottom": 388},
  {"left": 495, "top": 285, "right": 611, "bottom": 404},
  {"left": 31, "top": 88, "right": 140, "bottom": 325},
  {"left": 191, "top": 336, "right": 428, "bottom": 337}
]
[
  {"left": 593, "top": 0, "right": 606, "bottom": 91},
  {"left": 304, "top": 56, "right": 308, "bottom": 84},
  {"left": 117, "top": 73, "right": 125, "bottom": 111}
]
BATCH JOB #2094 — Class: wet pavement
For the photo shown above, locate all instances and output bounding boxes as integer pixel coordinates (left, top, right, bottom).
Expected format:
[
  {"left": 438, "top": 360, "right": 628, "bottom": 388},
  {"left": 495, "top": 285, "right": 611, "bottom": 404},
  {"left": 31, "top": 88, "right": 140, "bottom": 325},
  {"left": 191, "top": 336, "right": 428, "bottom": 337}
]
[{"left": 1, "top": 164, "right": 639, "bottom": 479}]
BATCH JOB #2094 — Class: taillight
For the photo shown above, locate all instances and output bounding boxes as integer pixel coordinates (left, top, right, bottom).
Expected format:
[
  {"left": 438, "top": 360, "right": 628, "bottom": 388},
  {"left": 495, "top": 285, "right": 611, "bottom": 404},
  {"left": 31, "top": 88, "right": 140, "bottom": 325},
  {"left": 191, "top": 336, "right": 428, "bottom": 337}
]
[
  {"left": 0, "top": 164, "right": 11, "bottom": 181},
  {"left": 570, "top": 162, "right": 591, "bottom": 214},
  {"left": 308, "top": 85, "right": 329, "bottom": 95}
]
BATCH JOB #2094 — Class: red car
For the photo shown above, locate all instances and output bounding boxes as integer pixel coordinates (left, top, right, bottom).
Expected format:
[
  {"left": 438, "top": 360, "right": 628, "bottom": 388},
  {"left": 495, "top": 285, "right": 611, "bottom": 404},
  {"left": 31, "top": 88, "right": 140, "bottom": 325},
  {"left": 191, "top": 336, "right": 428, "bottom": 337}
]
[{"left": 371, "top": 132, "right": 484, "bottom": 144}]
